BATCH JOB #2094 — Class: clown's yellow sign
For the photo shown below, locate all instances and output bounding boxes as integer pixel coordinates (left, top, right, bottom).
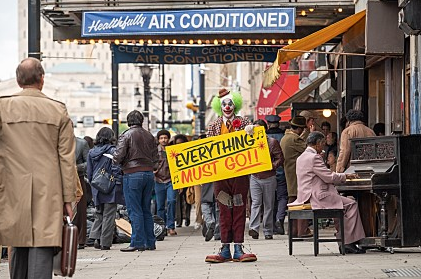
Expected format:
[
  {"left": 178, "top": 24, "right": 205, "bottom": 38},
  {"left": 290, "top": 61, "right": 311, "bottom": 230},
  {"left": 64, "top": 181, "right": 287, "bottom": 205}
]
[{"left": 166, "top": 126, "right": 272, "bottom": 189}]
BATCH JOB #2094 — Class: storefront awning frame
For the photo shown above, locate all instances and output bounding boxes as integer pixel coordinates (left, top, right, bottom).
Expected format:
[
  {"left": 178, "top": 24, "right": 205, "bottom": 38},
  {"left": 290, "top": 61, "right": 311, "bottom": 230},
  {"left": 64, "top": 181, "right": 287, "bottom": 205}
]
[
  {"left": 263, "top": 10, "right": 366, "bottom": 88},
  {"left": 275, "top": 73, "right": 330, "bottom": 114}
]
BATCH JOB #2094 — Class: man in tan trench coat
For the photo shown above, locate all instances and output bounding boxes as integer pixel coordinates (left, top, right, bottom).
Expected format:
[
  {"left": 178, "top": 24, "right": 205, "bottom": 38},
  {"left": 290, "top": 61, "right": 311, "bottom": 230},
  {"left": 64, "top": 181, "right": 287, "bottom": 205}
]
[{"left": 0, "top": 58, "right": 77, "bottom": 278}]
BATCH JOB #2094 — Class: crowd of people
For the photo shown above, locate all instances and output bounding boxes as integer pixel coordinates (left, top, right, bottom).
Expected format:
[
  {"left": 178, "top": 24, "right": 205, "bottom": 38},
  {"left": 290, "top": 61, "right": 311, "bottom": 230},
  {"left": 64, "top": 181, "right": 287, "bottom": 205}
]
[{"left": 1, "top": 58, "right": 383, "bottom": 278}]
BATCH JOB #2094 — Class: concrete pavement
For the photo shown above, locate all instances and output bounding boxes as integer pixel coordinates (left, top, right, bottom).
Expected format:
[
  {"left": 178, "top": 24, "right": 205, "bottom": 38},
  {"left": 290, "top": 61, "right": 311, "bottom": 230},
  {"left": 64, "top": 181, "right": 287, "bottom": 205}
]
[{"left": 2, "top": 223, "right": 421, "bottom": 279}]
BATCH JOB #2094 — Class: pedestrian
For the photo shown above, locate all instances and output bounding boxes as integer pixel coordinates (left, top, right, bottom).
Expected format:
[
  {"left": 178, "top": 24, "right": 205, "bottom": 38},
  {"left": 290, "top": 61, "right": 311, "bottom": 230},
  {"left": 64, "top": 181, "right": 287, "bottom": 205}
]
[
  {"left": 0, "top": 57, "right": 77, "bottom": 278},
  {"left": 336, "top": 110, "right": 376, "bottom": 173},
  {"left": 324, "top": 131, "right": 338, "bottom": 168},
  {"left": 113, "top": 110, "right": 158, "bottom": 252},
  {"left": 265, "top": 114, "right": 288, "bottom": 235},
  {"left": 248, "top": 119, "right": 284, "bottom": 240},
  {"left": 84, "top": 136, "right": 94, "bottom": 149},
  {"left": 201, "top": 183, "right": 221, "bottom": 241},
  {"left": 205, "top": 88, "right": 257, "bottom": 263},
  {"left": 154, "top": 129, "right": 177, "bottom": 236},
  {"left": 299, "top": 110, "right": 317, "bottom": 140},
  {"left": 280, "top": 116, "right": 312, "bottom": 237},
  {"left": 74, "top": 136, "right": 90, "bottom": 250},
  {"left": 87, "top": 127, "right": 124, "bottom": 250},
  {"left": 289, "top": 131, "right": 366, "bottom": 254},
  {"left": 327, "top": 150, "right": 338, "bottom": 172},
  {"left": 192, "top": 134, "right": 206, "bottom": 231},
  {"left": 373, "top": 122, "right": 385, "bottom": 136},
  {"left": 321, "top": 121, "right": 331, "bottom": 136},
  {"left": 173, "top": 134, "right": 192, "bottom": 228}
]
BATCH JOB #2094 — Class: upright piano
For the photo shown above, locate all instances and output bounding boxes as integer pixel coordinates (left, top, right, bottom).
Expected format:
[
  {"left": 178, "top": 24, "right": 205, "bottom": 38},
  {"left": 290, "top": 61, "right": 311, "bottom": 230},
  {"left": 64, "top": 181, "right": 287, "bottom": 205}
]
[{"left": 336, "top": 135, "right": 421, "bottom": 249}]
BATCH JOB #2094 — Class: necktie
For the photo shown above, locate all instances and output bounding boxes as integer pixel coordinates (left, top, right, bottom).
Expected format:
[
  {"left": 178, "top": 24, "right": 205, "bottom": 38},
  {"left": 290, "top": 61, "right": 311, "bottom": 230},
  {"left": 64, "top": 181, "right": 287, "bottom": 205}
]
[{"left": 226, "top": 119, "right": 233, "bottom": 131}]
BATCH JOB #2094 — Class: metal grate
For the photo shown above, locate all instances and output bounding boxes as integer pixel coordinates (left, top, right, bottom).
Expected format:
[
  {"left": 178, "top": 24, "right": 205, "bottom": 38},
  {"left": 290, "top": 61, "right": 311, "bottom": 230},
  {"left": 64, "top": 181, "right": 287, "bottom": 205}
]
[
  {"left": 382, "top": 268, "right": 421, "bottom": 277},
  {"left": 77, "top": 257, "right": 108, "bottom": 262}
]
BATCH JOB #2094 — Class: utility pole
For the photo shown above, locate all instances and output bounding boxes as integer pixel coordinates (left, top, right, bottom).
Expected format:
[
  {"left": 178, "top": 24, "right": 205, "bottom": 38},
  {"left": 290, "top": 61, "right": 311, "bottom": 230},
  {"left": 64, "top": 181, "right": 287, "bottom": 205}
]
[
  {"left": 28, "top": 0, "right": 41, "bottom": 60},
  {"left": 168, "top": 79, "right": 172, "bottom": 129},
  {"left": 199, "top": 64, "right": 206, "bottom": 134},
  {"left": 139, "top": 65, "right": 153, "bottom": 130},
  {"left": 161, "top": 64, "right": 165, "bottom": 129},
  {"left": 111, "top": 47, "right": 119, "bottom": 137}
]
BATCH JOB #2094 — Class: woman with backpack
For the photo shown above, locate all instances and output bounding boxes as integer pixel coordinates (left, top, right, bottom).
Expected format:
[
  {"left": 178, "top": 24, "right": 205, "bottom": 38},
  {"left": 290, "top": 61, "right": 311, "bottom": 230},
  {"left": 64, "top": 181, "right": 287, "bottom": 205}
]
[{"left": 87, "top": 127, "right": 124, "bottom": 250}]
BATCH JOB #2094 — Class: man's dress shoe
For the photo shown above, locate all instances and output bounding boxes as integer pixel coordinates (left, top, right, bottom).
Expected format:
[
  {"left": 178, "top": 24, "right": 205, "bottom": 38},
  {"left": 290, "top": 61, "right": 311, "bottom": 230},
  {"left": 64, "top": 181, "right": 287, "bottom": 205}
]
[
  {"left": 339, "top": 244, "right": 366, "bottom": 254},
  {"left": 248, "top": 229, "right": 259, "bottom": 239},
  {"left": 120, "top": 246, "right": 143, "bottom": 252}
]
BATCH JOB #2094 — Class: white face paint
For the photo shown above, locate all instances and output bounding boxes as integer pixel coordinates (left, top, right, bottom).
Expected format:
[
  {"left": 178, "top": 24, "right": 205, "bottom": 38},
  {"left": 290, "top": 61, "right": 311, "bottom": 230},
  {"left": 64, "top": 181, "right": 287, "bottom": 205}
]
[{"left": 221, "top": 98, "right": 235, "bottom": 119}]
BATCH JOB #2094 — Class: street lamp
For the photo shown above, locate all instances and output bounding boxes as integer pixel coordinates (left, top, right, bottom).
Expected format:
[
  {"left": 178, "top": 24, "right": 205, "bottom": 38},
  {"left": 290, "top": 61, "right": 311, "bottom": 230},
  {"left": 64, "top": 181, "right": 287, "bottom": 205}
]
[{"left": 139, "top": 65, "right": 153, "bottom": 129}]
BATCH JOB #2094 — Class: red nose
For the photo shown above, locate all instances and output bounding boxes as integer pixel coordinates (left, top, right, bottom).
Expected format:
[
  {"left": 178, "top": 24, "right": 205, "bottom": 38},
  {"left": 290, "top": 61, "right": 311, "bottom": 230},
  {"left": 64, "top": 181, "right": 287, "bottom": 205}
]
[{"left": 225, "top": 106, "right": 230, "bottom": 110}]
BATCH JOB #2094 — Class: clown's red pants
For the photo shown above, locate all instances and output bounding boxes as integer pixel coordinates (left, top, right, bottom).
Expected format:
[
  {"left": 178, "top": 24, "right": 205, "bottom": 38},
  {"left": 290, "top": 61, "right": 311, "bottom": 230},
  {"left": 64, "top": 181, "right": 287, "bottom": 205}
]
[{"left": 214, "top": 175, "right": 249, "bottom": 243}]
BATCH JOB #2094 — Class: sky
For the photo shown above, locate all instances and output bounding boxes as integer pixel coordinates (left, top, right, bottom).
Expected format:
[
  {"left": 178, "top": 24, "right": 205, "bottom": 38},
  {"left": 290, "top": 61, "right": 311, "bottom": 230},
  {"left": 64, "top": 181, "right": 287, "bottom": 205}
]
[{"left": 0, "top": 2, "right": 18, "bottom": 81}]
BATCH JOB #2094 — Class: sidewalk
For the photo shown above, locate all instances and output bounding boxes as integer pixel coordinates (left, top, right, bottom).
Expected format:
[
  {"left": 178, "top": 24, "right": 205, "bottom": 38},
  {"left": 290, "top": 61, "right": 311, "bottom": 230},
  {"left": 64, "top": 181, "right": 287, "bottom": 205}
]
[{"left": 2, "top": 224, "right": 421, "bottom": 279}]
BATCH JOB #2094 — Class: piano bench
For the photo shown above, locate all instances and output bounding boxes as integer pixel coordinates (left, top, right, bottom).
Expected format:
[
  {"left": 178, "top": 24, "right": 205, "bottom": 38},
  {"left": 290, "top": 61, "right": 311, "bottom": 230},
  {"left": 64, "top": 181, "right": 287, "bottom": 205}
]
[{"left": 287, "top": 209, "right": 345, "bottom": 256}]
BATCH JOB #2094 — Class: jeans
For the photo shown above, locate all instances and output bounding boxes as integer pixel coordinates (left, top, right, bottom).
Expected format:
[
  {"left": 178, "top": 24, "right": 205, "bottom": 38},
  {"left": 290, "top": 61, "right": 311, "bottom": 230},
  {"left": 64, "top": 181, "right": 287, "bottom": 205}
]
[
  {"left": 201, "top": 202, "right": 220, "bottom": 238},
  {"left": 123, "top": 171, "right": 156, "bottom": 248},
  {"left": 155, "top": 181, "right": 176, "bottom": 229}
]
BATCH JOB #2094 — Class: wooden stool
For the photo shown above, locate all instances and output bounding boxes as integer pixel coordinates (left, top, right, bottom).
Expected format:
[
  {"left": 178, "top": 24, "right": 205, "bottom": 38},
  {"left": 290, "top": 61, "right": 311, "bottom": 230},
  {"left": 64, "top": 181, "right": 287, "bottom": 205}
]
[{"left": 287, "top": 208, "right": 345, "bottom": 256}]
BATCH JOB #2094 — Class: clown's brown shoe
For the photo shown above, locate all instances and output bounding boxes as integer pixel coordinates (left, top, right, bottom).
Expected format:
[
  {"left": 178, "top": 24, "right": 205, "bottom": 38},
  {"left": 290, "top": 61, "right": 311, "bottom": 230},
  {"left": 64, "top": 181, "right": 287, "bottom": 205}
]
[
  {"left": 233, "top": 244, "right": 257, "bottom": 262},
  {"left": 205, "top": 244, "right": 232, "bottom": 263}
]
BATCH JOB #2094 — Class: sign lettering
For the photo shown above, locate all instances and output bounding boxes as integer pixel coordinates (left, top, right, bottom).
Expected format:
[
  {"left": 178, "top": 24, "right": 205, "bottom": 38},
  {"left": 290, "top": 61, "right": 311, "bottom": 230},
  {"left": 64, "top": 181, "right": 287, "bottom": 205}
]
[
  {"left": 82, "top": 8, "right": 295, "bottom": 37},
  {"left": 112, "top": 45, "right": 279, "bottom": 64},
  {"left": 166, "top": 126, "right": 272, "bottom": 189}
]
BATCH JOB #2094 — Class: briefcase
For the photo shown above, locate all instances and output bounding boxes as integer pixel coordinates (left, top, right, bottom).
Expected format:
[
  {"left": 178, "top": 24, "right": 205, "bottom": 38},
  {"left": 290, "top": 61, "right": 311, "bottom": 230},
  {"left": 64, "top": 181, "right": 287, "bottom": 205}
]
[{"left": 53, "top": 216, "right": 78, "bottom": 277}]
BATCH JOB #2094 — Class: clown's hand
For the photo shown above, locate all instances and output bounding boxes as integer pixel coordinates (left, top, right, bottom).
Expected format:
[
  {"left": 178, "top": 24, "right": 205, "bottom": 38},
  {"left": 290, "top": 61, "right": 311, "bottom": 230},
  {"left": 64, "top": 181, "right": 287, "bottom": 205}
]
[{"left": 244, "top": 125, "right": 256, "bottom": 136}]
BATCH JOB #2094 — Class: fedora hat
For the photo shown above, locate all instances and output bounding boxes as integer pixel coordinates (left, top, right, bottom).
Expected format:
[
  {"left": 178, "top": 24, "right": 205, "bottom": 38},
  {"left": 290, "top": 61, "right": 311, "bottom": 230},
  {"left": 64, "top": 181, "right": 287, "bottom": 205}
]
[
  {"left": 218, "top": 88, "right": 230, "bottom": 98},
  {"left": 299, "top": 110, "right": 317, "bottom": 120},
  {"left": 289, "top": 116, "right": 307, "bottom": 128}
]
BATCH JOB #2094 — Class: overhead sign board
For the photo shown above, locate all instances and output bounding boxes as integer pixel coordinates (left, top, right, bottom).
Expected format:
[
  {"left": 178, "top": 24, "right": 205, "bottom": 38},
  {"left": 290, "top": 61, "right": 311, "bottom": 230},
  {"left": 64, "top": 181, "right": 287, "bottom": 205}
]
[
  {"left": 112, "top": 45, "right": 279, "bottom": 64},
  {"left": 82, "top": 116, "right": 95, "bottom": 128},
  {"left": 82, "top": 8, "right": 295, "bottom": 37}
]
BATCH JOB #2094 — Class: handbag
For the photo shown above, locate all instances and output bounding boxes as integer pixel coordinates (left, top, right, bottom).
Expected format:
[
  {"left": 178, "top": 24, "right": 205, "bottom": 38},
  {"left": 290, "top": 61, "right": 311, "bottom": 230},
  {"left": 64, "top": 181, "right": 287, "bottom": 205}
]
[
  {"left": 53, "top": 216, "right": 78, "bottom": 277},
  {"left": 91, "top": 167, "right": 116, "bottom": 194}
]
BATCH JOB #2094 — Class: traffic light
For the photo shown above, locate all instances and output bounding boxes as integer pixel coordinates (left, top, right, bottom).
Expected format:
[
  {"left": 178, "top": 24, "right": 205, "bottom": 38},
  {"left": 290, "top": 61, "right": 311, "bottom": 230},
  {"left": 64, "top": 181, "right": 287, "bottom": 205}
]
[
  {"left": 103, "top": 119, "right": 113, "bottom": 125},
  {"left": 186, "top": 102, "right": 199, "bottom": 112}
]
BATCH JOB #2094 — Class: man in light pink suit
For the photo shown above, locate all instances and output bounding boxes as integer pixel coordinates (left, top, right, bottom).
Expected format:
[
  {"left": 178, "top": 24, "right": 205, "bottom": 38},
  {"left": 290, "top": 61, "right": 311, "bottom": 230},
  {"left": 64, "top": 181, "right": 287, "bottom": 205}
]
[{"left": 288, "top": 131, "right": 366, "bottom": 254}]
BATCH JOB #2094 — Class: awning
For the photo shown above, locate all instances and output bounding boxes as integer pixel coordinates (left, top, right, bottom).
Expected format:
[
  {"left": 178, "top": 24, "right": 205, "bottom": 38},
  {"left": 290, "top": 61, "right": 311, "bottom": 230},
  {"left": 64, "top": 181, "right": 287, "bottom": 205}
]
[
  {"left": 275, "top": 73, "right": 329, "bottom": 114},
  {"left": 263, "top": 10, "right": 366, "bottom": 88}
]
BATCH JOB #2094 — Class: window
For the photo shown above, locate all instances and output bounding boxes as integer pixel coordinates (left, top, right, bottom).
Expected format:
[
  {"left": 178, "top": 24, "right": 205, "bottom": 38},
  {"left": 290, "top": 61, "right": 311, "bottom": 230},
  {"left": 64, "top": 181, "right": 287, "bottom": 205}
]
[{"left": 80, "top": 101, "right": 85, "bottom": 108}]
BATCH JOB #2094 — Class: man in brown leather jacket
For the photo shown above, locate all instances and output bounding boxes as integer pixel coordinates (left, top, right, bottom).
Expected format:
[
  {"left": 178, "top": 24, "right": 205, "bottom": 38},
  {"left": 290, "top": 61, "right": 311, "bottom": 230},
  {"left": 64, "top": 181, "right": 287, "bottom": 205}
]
[{"left": 113, "top": 110, "right": 158, "bottom": 252}]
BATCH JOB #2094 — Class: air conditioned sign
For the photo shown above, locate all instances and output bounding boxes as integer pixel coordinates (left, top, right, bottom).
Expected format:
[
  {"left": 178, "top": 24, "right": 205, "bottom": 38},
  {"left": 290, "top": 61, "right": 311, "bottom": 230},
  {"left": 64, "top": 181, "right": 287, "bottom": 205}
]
[
  {"left": 82, "top": 8, "right": 295, "bottom": 37},
  {"left": 112, "top": 45, "right": 279, "bottom": 64}
]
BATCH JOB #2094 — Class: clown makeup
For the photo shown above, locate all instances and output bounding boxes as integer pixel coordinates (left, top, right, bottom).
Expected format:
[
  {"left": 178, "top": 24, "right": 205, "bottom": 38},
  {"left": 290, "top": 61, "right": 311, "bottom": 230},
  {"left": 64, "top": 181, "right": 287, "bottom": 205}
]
[{"left": 221, "top": 98, "right": 235, "bottom": 119}]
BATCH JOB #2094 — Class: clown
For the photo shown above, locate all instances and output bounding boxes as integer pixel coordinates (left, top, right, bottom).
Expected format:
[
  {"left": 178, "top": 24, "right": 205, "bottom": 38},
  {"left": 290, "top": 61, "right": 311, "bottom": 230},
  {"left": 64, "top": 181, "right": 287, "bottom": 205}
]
[{"left": 205, "top": 88, "right": 257, "bottom": 263}]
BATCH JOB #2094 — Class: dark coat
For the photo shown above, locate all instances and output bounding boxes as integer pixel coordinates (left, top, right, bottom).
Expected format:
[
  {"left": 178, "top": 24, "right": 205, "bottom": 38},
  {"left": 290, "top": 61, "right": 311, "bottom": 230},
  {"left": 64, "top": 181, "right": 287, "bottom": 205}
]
[
  {"left": 87, "top": 144, "right": 125, "bottom": 206},
  {"left": 280, "top": 129, "right": 306, "bottom": 197}
]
